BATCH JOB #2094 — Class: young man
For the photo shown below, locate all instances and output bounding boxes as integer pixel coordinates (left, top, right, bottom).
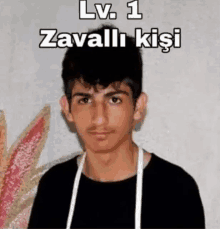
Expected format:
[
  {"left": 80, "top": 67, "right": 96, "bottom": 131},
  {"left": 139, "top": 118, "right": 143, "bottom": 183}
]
[{"left": 28, "top": 25, "right": 205, "bottom": 228}]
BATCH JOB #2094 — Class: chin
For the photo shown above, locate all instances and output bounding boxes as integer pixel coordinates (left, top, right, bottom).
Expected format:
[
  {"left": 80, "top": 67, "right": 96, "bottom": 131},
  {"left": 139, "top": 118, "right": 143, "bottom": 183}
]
[
  {"left": 86, "top": 136, "right": 129, "bottom": 154},
  {"left": 85, "top": 139, "right": 119, "bottom": 153}
]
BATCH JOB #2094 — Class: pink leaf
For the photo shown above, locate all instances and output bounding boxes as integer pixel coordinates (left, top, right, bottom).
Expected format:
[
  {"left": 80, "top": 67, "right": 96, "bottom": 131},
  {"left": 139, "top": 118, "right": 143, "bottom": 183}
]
[{"left": 0, "top": 105, "right": 50, "bottom": 228}]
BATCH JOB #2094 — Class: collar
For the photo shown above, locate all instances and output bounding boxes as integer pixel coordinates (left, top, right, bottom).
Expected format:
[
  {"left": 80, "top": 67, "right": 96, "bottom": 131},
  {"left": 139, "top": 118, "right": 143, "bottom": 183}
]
[{"left": 66, "top": 146, "right": 144, "bottom": 229}]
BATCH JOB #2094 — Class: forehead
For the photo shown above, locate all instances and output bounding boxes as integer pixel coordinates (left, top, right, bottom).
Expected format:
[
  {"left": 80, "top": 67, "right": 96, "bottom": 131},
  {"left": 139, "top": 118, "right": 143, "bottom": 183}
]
[{"left": 71, "top": 79, "right": 132, "bottom": 94}]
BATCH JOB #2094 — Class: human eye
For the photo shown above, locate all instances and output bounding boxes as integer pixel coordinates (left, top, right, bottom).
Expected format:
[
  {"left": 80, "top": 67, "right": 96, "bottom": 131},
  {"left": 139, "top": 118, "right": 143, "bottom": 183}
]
[
  {"left": 109, "top": 97, "right": 122, "bottom": 104},
  {"left": 78, "top": 97, "right": 91, "bottom": 104}
]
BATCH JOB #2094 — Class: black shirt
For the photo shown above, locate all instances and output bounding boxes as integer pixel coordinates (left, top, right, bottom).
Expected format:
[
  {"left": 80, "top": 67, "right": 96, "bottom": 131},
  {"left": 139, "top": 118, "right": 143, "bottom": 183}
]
[{"left": 28, "top": 152, "right": 205, "bottom": 228}]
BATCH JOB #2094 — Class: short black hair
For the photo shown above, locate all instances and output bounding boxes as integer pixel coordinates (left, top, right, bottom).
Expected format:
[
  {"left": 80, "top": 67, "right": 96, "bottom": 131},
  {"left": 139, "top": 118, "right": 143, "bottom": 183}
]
[{"left": 61, "top": 24, "right": 143, "bottom": 108}]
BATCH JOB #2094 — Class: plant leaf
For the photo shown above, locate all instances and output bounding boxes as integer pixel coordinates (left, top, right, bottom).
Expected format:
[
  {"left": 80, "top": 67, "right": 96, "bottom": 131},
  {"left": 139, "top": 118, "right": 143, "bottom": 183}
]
[
  {"left": 0, "top": 111, "right": 8, "bottom": 195},
  {"left": 5, "top": 196, "right": 35, "bottom": 228},
  {"left": 0, "top": 105, "right": 50, "bottom": 228}
]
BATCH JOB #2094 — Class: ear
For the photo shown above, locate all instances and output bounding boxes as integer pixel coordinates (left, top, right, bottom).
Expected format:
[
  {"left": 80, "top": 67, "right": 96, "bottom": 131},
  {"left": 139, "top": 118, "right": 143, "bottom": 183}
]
[
  {"left": 59, "top": 95, "right": 74, "bottom": 122},
  {"left": 133, "top": 92, "right": 148, "bottom": 123}
]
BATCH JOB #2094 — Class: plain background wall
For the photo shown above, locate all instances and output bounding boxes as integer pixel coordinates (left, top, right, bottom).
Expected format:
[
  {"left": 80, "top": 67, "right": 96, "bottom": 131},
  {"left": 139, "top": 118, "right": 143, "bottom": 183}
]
[{"left": 0, "top": 0, "right": 219, "bottom": 228}]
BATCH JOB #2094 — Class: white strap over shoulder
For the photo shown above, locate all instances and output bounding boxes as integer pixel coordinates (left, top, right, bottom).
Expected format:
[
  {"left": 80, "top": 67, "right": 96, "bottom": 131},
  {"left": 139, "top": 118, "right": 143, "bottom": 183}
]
[
  {"left": 66, "top": 147, "right": 144, "bottom": 229},
  {"left": 135, "top": 147, "right": 144, "bottom": 229},
  {"left": 66, "top": 151, "right": 87, "bottom": 229}
]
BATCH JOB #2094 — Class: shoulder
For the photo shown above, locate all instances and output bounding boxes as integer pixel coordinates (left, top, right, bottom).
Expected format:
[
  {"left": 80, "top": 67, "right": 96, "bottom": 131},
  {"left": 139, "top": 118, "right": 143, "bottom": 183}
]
[
  {"left": 149, "top": 153, "right": 199, "bottom": 191},
  {"left": 39, "top": 155, "right": 79, "bottom": 188},
  {"left": 146, "top": 153, "right": 204, "bottom": 214},
  {"left": 146, "top": 154, "right": 205, "bottom": 227}
]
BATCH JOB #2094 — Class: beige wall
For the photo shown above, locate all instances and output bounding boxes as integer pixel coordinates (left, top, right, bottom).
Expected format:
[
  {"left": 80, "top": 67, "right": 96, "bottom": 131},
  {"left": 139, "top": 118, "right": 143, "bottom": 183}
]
[{"left": 1, "top": 0, "right": 219, "bottom": 228}]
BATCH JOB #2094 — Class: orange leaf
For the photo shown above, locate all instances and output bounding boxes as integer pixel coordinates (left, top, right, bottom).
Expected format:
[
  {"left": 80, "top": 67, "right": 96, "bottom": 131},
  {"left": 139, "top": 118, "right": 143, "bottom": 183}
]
[{"left": 0, "top": 111, "right": 8, "bottom": 195}]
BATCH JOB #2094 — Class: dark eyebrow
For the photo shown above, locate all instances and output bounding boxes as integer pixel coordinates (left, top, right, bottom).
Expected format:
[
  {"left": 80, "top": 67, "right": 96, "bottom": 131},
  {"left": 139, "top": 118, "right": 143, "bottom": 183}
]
[
  {"left": 72, "top": 92, "right": 92, "bottom": 98},
  {"left": 71, "top": 90, "right": 130, "bottom": 99},
  {"left": 104, "top": 90, "right": 130, "bottom": 97}
]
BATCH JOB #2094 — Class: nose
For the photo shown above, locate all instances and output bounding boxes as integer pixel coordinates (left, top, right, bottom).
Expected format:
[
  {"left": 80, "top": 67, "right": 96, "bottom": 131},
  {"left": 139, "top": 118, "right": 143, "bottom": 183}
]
[{"left": 91, "top": 102, "right": 108, "bottom": 126}]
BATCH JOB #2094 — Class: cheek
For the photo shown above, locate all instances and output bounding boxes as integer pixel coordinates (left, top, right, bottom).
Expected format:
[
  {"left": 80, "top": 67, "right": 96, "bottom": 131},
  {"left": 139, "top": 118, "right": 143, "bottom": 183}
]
[
  {"left": 72, "top": 110, "right": 92, "bottom": 130},
  {"left": 109, "top": 107, "right": 134, "bottom": 128}
]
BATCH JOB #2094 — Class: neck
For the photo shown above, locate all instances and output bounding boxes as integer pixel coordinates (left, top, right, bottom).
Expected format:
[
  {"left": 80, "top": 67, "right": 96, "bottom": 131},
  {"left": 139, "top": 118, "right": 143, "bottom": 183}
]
[{"left": 83, "top": 139, "right": 139, "bottom": 182}]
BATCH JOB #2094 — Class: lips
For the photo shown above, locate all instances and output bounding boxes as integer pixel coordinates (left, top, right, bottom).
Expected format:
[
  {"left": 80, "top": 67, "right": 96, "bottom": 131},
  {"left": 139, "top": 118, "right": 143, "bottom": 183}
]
[
  {"left": 89, "top": 131, "right": 112, "bottom": 140},
  {"left": 90, "top": 132, "right": 110, "bottom": 135}
]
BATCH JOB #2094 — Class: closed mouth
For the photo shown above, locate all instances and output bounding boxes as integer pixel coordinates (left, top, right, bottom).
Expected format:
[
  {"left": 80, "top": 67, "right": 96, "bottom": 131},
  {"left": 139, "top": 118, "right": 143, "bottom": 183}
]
[{"left": 90, "top": 132, "right": 110, "bottom": 135}]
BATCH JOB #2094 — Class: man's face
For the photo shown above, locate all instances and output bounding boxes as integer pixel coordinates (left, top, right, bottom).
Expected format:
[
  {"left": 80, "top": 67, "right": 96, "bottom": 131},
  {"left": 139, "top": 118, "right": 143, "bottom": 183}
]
[{"left": 67, "top": 80, "right": 137, "bottom": 153}]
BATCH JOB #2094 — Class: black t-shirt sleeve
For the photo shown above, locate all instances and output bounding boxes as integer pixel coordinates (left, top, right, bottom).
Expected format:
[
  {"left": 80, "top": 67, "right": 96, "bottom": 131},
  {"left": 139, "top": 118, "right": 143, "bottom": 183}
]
[
  {"left": 178, "top": 173, "right": 206, "bottom": 228},
  {"left": 152, "top": 155, "right": 206, "bottom": 228},
  {"left": 185, "top": 179, "right": 205, "bottom": 228},
  {"left": 27, "top": 168, "right": 61, "bottom": 229}
]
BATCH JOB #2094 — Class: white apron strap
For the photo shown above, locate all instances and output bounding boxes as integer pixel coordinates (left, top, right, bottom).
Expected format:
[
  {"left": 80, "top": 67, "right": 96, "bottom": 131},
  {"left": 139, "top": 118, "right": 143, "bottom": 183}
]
[{"left": 135, "top": 147, "right": 144, "bottom": 229}]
